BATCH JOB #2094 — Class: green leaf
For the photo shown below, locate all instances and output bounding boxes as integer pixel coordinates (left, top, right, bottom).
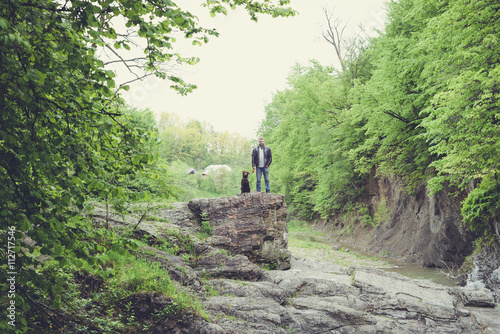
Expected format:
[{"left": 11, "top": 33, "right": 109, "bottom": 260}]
[
  {"left": 105, "top": 70, "right": 116, "bottom": 78},
  {"left": 53, "top": 244, "right": 64, "bottom": 255},
  {"left": 30, "top": 247, "right": 41, "bottom": 258},
  {"left": 58, "top": 257, "right": 68, "bottom": 267},
  {"left": 127, "top": 239, "right": 140, "bottom": 250},
  {"left": 0, "top": 17, "right": 8, "bottom": 29},
  {"left": 55, "top": 221, "right": 65, "bottom": 232},
  {"left": 73, "top": 259, "right": 83, "bottom": 268},
  {"left": 19, "top": 220, "right": 31, "bottom": 232}
]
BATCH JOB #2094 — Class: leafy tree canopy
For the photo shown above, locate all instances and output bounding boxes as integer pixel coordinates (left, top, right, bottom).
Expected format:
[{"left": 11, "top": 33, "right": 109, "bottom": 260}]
[
  {"left": 0, "top": 0, "right": 295, "bottom": 331},
  {"left": 261, "top": 0, "right": 500, "bottom": 237}
]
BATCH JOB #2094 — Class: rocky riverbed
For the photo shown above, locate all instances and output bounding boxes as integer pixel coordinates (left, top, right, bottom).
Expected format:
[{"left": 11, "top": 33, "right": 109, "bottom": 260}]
[
  {"left": 90, "top": 193, "right": 499, "bottom": 333},
  {"left": 206, "top": 256, "right": 499, "bottom": 333}
]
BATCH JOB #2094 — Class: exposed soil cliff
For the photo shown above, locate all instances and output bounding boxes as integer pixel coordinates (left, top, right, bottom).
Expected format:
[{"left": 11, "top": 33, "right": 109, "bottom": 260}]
[
  {"left": 317, "top": 175, "right": 477, "bottom": 269},
  {"left": 315, "top": 173, "right": 500, "bottom": 306}
]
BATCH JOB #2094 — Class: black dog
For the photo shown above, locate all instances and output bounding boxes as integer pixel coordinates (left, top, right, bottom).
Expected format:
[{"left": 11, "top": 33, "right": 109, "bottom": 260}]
[{"left": 240, "top": 171, "right": 251, "bottom": 194}]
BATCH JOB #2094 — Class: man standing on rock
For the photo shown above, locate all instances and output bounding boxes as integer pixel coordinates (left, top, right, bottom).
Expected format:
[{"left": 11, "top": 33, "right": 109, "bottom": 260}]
[{"left": 252, "top": 137, "right": 272, "bottom": 193}]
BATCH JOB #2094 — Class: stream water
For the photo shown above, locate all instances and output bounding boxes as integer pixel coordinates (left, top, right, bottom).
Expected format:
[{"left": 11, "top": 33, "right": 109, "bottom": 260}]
[
  {"left": 383, "top": 264, "right": 457, "bottom": 286},
  {"left": 294, "top": 233, "right": 459, "bottom": 287},
  {"left": 333, "top": 239, "right": 459, "bottom": 287}
]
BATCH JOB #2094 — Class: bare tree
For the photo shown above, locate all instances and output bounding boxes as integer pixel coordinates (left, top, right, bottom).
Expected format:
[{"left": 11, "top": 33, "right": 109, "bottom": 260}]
[
  {"left": 322, "top": 7, "right": 373, "bottom": 84},
  {"left": 322, "top": 7, "right": 348, "bottom": 72}
]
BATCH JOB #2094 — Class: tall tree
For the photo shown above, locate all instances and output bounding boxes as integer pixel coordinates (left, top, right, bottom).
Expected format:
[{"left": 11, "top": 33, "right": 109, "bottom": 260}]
[
  {"left": 418, "top": 0, "right": 500, "bottom": 191},
  {"left": 344, "top": 0, "right": 443, "bottom": 190},
  {"left": 417, "top": 0, "right": 500, "bottom": 236},
  {"left": 259, "top": 62, "right": 361, "bottom": 218},
  {"left": 0, "top": 0, "right": 296, "bottom": 330}
]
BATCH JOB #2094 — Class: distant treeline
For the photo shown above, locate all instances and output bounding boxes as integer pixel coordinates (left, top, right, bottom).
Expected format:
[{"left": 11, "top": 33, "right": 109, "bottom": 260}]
[
  {"left": 156, "top": 112, "right": 252, "bottom": 171},
  {"left": 156, "top": 112, "right": 255, "bottom": 199}
]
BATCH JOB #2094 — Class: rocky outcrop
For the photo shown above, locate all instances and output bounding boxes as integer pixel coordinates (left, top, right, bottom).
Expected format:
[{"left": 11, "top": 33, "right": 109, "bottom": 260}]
[
  {"left": 118, "top": 254, "right": 499, "bottom": 333},
  {"left": 188, "top": 193, "right": 291, "bottom": 270},
  {"left": 232, "top": 258, "right": 500, "bottom": 333},
  {"left": 319, "top": 175, "right": 476, "bottom": 269},
  {"left": 204, "top": 257, "right": 499, "bottom": 333},
  {"left": 87, "top": 194, "right": 499, "bottom": 333},
  {"left": 465, "top": 242, "right": 500, "bottom": 303},
  {"left": 91, "top": 193, "right": 291, "bottom": 271}
]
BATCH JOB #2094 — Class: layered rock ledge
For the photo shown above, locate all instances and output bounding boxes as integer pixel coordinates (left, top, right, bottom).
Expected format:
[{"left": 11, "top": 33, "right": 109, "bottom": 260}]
[
  {"left": 188, "top": 193, "right": 291, "bottom": 270},
  {"left": 88, "top": 193, "right": 499, "bottom": 333}
]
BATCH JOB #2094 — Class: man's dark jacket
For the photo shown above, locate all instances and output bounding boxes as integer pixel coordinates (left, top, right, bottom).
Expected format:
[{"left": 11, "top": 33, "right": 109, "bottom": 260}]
[{"left": 252, "top": 145, "right": 272, "bottom": 168}]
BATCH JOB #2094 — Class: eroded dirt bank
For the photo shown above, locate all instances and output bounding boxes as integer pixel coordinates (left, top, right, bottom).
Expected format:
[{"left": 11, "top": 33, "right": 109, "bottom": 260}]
[{"left": 315, "top": 175, "right": 475, "bottom": 268}]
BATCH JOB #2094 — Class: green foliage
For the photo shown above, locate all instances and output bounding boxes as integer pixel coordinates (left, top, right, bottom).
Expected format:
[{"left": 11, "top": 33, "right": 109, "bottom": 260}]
[
  {"left": 344, "top": 0, "right": 441, "bottom": 190},
  {"left": 87, "top": 106, "right": 178, "bottom": 227},
  {"left": 373, "top": 198, "right": 390, "bottom": 227},
  {"left": 202, "top": 0, "right": 296, "bottom": 21},
  {"left": 157, "top": 112, "right": 257, "bottom": 200},
  {"left": 166, "top": 158, "right": 256, "bottom": 201},
  {"left": 0, "top": 0, "right": 296, "bottom": 331},
  {"left": 157, "top": 112, "right": 253, "bottom": 171},
  {"left": 261, "top": 0, "right": 500, "bottom": 236},
  {"left": 24, "top": 245, "right": 204, "bottom": 333},
  {"left": 158, "top": 115, "right": 212, "bottom": 169},
  {"left": 418, "top": 0, "right": 500, "bottom": 191},
  {"left": 259, "top": 62, "right": 365, "bottom": 219},
  {"left": 461, "top": 176, "right": 500, "bottom": 234},
  {"left": 198, "top": 212, "right": 214, "bottom": 238},
  {"left": 3, "top": 0, "right": 500, "bottom": 328},
  {"left": 4, "top": 211, "right": 207, "bottom": 332},
  {"left": 287, "top": 220, "right": 317, "bottom": 233},
  {"left": 262, "top": 260, "right": 278, "bottom": 271}
]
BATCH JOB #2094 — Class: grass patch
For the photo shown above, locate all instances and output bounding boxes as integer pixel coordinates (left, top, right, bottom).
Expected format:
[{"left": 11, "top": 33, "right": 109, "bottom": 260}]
[
  {"left": 287, "top": 220, "right": 388, "bottom": 268},
  {"left": 28, "top": 222, "right": 208, "bottom": 333},
  {"left": 83, "top": 249, "right": 207, "bottom": 317},
  {"left": 288, "top": 220, "right": 324, "bottom": 235},
  {"left": 288, "top": 234, "right": 330, "bottom": 250},
  {"left": 287, "top": 219, "right": 328, "bottom": 250}
]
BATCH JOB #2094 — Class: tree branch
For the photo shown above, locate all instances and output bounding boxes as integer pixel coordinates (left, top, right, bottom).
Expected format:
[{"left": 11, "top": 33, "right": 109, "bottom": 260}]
[
  {"left": 322, "top": 7, "right": 347, "bottom": 71},
  {"left": 382, "top": 110, "right": 411, "bottom": 124}
]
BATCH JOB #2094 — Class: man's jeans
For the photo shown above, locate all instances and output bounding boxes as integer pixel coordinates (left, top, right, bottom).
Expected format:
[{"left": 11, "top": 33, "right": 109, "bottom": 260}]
[{"left": 256, "top": 167, "right": 270, "bottom": 193}]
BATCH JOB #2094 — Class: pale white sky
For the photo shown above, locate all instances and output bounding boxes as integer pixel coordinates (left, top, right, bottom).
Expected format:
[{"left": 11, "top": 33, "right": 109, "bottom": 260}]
[{"left": 118, "top": 0, "right": 388, "bottom": 138}]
